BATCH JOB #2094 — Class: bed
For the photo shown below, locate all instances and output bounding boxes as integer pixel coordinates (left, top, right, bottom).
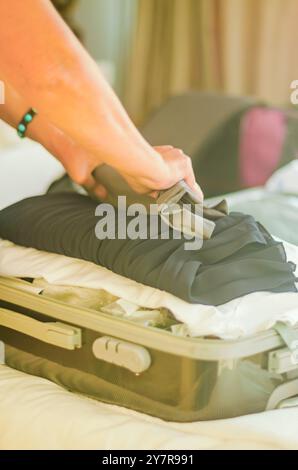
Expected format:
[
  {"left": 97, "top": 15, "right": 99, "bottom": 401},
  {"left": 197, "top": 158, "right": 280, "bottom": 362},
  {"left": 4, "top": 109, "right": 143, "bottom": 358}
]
[
  {"left": 1, "top": 121, "right": 298, "bottom": 450},
  {"left": 1, "top": 364, "right": 298, "bottom": 450}
]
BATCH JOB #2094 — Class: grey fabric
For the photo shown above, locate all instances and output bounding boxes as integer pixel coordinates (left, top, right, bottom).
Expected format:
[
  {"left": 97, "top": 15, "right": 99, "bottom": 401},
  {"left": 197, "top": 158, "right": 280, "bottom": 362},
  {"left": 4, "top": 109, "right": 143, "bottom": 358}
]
[{"left": 0, "top": 192, "right": 296, "bottom": 305}]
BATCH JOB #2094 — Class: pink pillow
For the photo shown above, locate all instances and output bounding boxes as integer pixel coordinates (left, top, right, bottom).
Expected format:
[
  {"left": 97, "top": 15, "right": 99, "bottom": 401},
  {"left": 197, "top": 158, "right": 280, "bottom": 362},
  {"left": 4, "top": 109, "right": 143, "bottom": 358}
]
[{"left": 239, "top": 107, "right": 286, "bottom": 187}]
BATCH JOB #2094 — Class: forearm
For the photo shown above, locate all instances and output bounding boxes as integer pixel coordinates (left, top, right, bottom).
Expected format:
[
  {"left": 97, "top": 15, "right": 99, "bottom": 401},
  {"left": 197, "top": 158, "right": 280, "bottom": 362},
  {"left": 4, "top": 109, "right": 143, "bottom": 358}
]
[
  {"left": 0, "top": 0, "right": 202, "bottom": 198},
  {"left": 0, "top": 0, "right": 160, "bottom": 176},
  {"left": 0, "top": 79, "right": 83, "bottom": 172},
  {"left": 0, "top": 78, "right": 55, "bottom": 146}
]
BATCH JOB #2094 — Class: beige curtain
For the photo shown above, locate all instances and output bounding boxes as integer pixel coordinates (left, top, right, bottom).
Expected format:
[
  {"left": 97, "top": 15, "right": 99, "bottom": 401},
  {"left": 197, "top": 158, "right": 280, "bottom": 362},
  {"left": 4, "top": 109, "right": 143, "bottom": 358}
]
[{"left": 124, "top": 0, "right": 298, "bottom": 124}]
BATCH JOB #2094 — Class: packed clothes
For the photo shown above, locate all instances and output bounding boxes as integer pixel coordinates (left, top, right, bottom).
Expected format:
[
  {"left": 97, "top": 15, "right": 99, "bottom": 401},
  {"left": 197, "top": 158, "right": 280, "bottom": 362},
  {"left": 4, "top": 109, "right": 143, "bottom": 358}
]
[{"left": 0, "top": 192, "right": 296, "bottom": 305}]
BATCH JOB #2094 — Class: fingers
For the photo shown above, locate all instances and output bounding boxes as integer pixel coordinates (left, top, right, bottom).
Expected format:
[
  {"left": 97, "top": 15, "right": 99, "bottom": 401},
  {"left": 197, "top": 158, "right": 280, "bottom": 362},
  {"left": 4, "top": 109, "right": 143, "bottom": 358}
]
[
  {"left": 68, "top": 141, "right": 203, "bottom": 203},
  {"left": 153, "top": 145, "right": 174, "bottom": 153},
  {"left": 83, "top": 174, "right": 107, "bottom": 200},
  {"left": 183, "top": 155, "right": 204, "bottom": 202},
  {"left": 93, "top": 183, "right": 108, "bottom": 200},
  {"left": 67, "top": 155, "right": 107, "bottom": 200},
  {"left": 156, "top": 147, "right": 204, "bottom": 202},
  {"left": 148, "top": 190, "right": 160, "bottom": 199}
]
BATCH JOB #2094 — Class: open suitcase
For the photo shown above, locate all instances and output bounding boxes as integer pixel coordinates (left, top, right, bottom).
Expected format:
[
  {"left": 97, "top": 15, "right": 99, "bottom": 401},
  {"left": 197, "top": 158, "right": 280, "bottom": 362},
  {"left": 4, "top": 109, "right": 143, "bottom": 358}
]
[{"left": 1, "top": 275, "right": 298, "bottom": 422}]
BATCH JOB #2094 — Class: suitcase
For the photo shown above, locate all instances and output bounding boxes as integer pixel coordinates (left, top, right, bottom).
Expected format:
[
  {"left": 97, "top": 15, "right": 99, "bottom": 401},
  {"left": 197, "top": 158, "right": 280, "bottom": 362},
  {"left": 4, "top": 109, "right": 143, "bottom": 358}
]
[{"left": 1, "top": 275, "right": 298, "bottom": 422}]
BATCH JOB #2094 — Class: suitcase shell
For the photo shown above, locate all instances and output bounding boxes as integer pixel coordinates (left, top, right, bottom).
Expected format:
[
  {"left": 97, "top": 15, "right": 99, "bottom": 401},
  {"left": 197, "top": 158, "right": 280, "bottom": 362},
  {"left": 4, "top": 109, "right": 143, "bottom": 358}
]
[{"left": 1, "top": 276, "right": 298, "bottom": 422}]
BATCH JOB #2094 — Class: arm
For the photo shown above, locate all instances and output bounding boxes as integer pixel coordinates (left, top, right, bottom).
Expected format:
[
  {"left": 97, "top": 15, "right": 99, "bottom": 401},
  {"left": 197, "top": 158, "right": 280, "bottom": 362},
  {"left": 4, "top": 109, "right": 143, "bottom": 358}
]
[
  {"left": 0, "top": 0, "right": 202, "bottom": 198},
  {"left": 0, "top": 79, "right": 108, "bottom": 197}
]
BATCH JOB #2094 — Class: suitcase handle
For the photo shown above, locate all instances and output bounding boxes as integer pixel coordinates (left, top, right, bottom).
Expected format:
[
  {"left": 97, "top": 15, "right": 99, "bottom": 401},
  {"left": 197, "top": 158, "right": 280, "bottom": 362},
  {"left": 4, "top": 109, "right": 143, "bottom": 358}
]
[
  {"left": 0, "top": 307, "right": 82, "bottom": 350},
  {"left": 266, "top": 378, "right": 298, "bottom": 411}
]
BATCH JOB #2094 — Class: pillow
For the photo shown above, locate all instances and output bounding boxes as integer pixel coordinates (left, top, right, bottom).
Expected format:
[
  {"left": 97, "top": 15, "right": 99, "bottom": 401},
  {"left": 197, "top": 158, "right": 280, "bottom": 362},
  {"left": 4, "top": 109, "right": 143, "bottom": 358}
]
[{"left": 0, "top": 122, "right": 64, "bottom": 210}]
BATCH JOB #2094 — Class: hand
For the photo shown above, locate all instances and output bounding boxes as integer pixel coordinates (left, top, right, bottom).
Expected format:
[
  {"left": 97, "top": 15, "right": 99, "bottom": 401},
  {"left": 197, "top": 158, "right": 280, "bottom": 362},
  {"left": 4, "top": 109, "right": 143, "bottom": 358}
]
[
  {"left": 58, "top": 140, "right": 203, "bottom": 202},
  {"left": 38, "top": 121, "right": 203, "bottom": 202},
  {"left": 50, "top": 124, "right": 204, "bottom": 201},
  {"left": 121, "top": 145, "right": 204, "bottom": 201}
]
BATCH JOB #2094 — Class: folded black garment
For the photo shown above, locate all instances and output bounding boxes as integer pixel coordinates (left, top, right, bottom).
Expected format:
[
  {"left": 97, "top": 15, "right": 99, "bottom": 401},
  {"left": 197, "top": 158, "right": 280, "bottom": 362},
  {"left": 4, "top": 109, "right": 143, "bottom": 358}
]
[{"left": 0, "top": 192, "right": 296, "bottom": 305}]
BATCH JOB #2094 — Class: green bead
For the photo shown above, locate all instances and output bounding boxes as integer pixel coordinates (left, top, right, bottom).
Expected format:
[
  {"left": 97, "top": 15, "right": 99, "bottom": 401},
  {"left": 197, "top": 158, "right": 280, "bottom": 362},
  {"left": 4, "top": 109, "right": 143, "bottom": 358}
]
[
  {"left": 18, "top": 123, "right": 26, "bottom": 132},
  {"left": 24, "top": 113, "right": 32, "bottom": 123},
  {"left": 17, "top": 130, "right": 25, "bottom": 138}
]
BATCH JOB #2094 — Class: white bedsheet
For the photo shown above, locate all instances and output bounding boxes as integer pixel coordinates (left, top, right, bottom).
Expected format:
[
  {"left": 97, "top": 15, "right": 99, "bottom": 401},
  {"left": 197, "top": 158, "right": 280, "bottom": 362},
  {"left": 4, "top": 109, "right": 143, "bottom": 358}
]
[
  {"left": 0, "top": 122, "right": 64, "bottom": 211},
  {"left": 0, "top": 238, "right": 298, "bottom": 339},
  {"left": 0, "top": 364, "right": 297, "bottom": 450}
]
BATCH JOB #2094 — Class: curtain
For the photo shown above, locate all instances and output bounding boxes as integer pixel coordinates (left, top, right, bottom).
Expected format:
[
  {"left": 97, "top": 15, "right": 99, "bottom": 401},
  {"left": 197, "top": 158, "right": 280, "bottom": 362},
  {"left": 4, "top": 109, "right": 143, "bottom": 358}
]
[{"left": 124, "top": 0, "right": 298, "bottom": 124}]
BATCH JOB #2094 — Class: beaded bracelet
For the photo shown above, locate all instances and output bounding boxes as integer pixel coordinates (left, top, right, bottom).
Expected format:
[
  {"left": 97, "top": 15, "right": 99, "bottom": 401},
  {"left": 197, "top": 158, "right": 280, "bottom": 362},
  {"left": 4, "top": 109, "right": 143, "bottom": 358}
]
[{"left": 17, "top": 108, "right": 37, "bottom": 138}]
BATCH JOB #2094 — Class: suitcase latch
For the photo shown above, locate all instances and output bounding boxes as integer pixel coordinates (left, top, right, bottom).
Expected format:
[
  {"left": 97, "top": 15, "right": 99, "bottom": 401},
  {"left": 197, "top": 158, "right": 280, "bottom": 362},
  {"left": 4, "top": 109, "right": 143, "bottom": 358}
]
[{"left": 92, "top": 336, "right": 151, "bottom": 374}]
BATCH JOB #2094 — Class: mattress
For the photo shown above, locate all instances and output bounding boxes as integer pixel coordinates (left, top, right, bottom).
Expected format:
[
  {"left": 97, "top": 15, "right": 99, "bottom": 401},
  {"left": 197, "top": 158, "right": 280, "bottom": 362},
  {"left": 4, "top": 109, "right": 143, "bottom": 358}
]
[{"left": 0, "top": 364, "right": 297, "bottom": 450}]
